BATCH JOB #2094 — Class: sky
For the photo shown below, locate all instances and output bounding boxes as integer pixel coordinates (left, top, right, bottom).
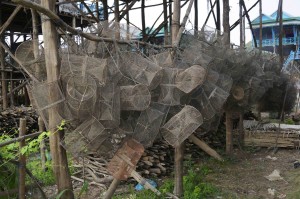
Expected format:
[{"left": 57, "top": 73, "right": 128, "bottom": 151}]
[{"left": 106, "top": 0, "right": 300, "bottom": 45}]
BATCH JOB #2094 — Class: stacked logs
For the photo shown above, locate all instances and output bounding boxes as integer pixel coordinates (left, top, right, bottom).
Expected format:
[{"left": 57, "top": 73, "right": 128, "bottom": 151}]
[{"left": 0, "top": 106, "right": 38, "bottom": 134}]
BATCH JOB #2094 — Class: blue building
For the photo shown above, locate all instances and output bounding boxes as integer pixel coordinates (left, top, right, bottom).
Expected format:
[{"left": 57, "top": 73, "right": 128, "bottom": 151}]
[{"left": 251, "top": 11, "right": 300, "bottom": 67}]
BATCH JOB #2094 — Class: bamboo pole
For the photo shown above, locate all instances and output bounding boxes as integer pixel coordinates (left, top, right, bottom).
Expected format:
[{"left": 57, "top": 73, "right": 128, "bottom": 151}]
[
  {"left": 194, "top": 0, "right": 198, "bottom": 35},
  {"left": 226, "top": 111, "right": 233, "bottom": 154},
  {"left": 259, "top": 0, "right": 262, "bottom": 53},
  {"left": 172, "top": 0, "right": 183, "bottom": 196},
  {"left": 216, "top": 0, "right": 221, "bottom": 30},
  {"left": 0, "top": 5, "right": 22, "bottom": 36},
  {"left": 141, "top": 0, "right": 146, "bottom": 41},
  {"left": 230, "top": 0, "right": 259, "bottom": 30},
  {"left": 239, "top": 0, "right": 244, "bottom": 48},
  {"left": 223, "top": 0, "right": 230, "bottom": 47},
  {"left": 163, "top": 0, "right": 169, "bottom": 44},
  {"left": 103, "top": 179, "right": 121, "bottom": 199},
  {"left": 19, "top": 118, "right": 26, "bottom": 199},
  {"left": 173, "top": 0, "right": 195, "bottom": 47},
  {"left": 0, "top": 6, "right": 8, "bottom": 110},
  {"left": 238, "top": 111, "right": 244, "bottom": 146},
  {"left": 189, "top": 134, "right": 223, "bottom": 161},
  {"left": 0, "top": 131, "right": 42, "bottom": 148},
  {"left": 41, "top": 1, "right": 73, "bottom": 198},
  {"left": 38, "top": 117, "right": 47, "bottom": 171},
  {"left": 114, "top": 0, "right": 120, "bottom": 40}
]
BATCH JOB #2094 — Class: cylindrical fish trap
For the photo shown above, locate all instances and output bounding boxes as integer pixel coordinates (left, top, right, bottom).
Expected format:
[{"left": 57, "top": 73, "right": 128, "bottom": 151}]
[
  {"left": 107, "top": 139, "right": 144, "bottom": 180},
  {"left": 120, "top": 84, "right": 151, "bottom": 111},
  {"left": 119, "top": 52, "right": 163, "bottom": 90},
  {"left": 65, "top": 73, "right": 97, "bottom": 121},
  {"left": 203, "top": 82, "right": 229, "bottom": 111},
  {"left": 63, "top": 118, "right": 109, "bottom": 157},
  {"left": 175, "top": 65, "right": 207, "bottom": 93},
  {"left": 61, "top": 55, "right": 107, "bottom": 86},
  {"left": 161, "top": 105, "right": 203, "bottom": 147},
  {"left": 190, "top": 88, "right": 215, "bottom": 121},
  {"left": 205, "top": 69, "right": 220, "bottom": 84},
  {"left": 132, "top": 104, "right": 166, "bottom": 148},
  {"left": 15, "top": 40, "right": 46, "bottom": 82},
  {"left": 150, "top": 51, "right": 173, "bottom": 68},
  {"left": 31, "top": 80, "right": 72, "bottom": 129},
  {"left": 94, "top": 83, "right": 120, "bottom": 128},
  {"left": 216, "top": 74, "right": 233, "bottom": 92}
]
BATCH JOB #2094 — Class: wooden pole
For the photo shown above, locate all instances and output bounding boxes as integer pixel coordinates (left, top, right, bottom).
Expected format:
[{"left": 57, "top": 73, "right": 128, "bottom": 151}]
[
  {"left": 38, "top": 117, "right": 47, "bottom": 171},
  {"left": 103, "top": 179, "right": 121, "bottom": 199},
  {"left": 216, "top": 0, "right": 221, "bottom": 30},
  {"left": 0, "top": 5, "right": 22, "bottom": 36},
  {"left": 240, "top": 0, "right": 257, "bottom": 48},
  {"left": 163, "top": 0, "right": 169, "bottom": 44},
  {"left": 189, "top": 134, "right": 223, "bottom": 161},
  {"left": 41, "top": 1, "right": 73, "bottom": 198},
  {"left": 172, "top": 1, "right": 183, "bottom": 196},
  {"left": 223, "top": 0, "right": 230, "bottom": 47},
  {"left": 238, "top": 111, "right": 244, "bottom": 146},
  {"left": 114, "top": 0, "right": 120, "bottom": 40},
  {"left": 31, "top": 9, "right": 40, "bottom": 80},
  {"left": 226, "top": 111, "right": 233, "bottom": 154},
  {"left": 259, "top": 0, "right": 262, "bottom": 53},
  {"left": 239, "top": 0, "right": 244, "bottom": 48},
  {"left": 19, "top": 118, "right": 26, "bottom": 199},
  {"left": 278, "top": 0, "right": 284, "bottom": 65},
  {"left": 194, "top": 0, "right": 198, "bottom": 35},
  {"left": 126, "top": 1, "right": 130, "bottom": 40},
  {"left": 169, "top": 0, "right": 172, "bottom": 42},
  {"left": 141, "top": 0, "right": 146, "bottom": 41},
  {"left": 0, "top": 6, "right": 8, "bottom": 110}
]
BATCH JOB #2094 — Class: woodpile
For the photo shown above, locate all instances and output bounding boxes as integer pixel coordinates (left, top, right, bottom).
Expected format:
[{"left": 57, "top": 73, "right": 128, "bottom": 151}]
[
  {"left": 0, "top": 106, "right": 38, "bottom": 134},
  {"left": 244, "top": 130, "right": 300, "bottom": 148}
]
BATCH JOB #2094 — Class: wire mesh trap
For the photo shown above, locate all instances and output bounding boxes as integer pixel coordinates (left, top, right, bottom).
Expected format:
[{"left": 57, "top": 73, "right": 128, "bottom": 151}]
[
  {"left": 64, "top": 72, "right": 97, "bottom": 122},
  {"left": 119, "top": 51, "right": 163, "bottom": 90},
  {"left": 161, "top": 105, "right": 203, "bottom": 147},
  {"left": 120, "top": 84, "right": 151, "bottom": 111},
  {"left": 132, "top": 103, "right": 167, "bottom": 148},
  {"left": 15, "top": 40, "right": 46, "bottom": 82},
  {"left": 175, "top": 64, "right": 207, "bottom": 93},
  {"left": 30, "top": 80, "right": 72, "bottom": 129},
  {"left": 63, "top": 117, "right": 110, "bottom": 157}
]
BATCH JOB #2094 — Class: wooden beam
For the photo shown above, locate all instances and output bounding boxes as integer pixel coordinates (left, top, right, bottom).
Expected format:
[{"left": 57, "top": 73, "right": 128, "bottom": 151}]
[
  {"left": 202, "top": 0, "right": 217, "bottom": 30},
  {"left": 0, "top": 5, "right": 22, "bottom": 36},
  {"left": 173, "top": 0, "right": 195, "bottom": 47},
  {"left": 194, "top": 0, "right": 198, "bottom": 34},
  {"left": 189, "top": 134, "right": 223, "bottom": 161},
  {"left": 40, "top": 1, "right": 73, "bottom": 198},
  {"left": 0, "top": 7, "right": 8, "bottom": 109},
  {"left": 226, "top": 111, "right": 233, "bottom": 154},
  {"left": 18, "top": 118, "right": 26, "bottom": 199},
  {"left": 230, "top": 0, "right": 259, "bottom": 31},
  {"left": 163, "top": 0, "right": 169, "bottom": 44},
  {"left": 223, "top": 0, "right": 230, "bottom": 47},
  {"left": 240, "top": 0, "right": 257, "bottom": 48},
  {"left": 11, "top": 0, "right": 163, "bottom": 49},
  {"left": 259, "top": 0, "right": 262, "bottom": 52},
  {"left": 216, "top": 0, "right": 221, "bottom": 30},
  {"left": 141, "top": 0, "right": 146, "bottom": 41}
]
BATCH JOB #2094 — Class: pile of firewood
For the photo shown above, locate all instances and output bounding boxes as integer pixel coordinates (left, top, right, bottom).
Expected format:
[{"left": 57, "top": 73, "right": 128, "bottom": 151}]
[{"left": 0, "top": 106, "right": 38, "bottom": 134}]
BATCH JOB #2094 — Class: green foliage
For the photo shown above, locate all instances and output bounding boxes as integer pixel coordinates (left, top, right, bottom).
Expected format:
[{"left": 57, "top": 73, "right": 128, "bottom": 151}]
[
  {"left": 285, "top": 118, "right": 295, "bottom": 125},
  {"left": 26, "top": 160, "right": 55, "bottom": 186},
  {"left": 113, "top": 163, "right": 219, "bottom": 199}
]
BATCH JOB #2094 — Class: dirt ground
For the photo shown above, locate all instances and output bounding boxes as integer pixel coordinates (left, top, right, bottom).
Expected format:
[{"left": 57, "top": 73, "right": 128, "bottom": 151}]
[
  {"left": 202, "top": 147, "right": 300, "bottom": 199},
  {"left": 43, "top": 147, "right": 300, "bottom": 199}
]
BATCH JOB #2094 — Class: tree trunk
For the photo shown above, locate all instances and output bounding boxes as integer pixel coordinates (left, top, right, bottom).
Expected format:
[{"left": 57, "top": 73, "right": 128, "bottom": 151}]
[{"left": 41, "top": 1, "right": 73, "bottom": 198}]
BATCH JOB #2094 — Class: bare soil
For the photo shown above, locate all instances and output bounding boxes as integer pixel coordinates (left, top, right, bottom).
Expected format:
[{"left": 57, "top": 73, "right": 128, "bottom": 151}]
[{"left": 202, "top": 147, "right": 300, "bottom": 199}]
